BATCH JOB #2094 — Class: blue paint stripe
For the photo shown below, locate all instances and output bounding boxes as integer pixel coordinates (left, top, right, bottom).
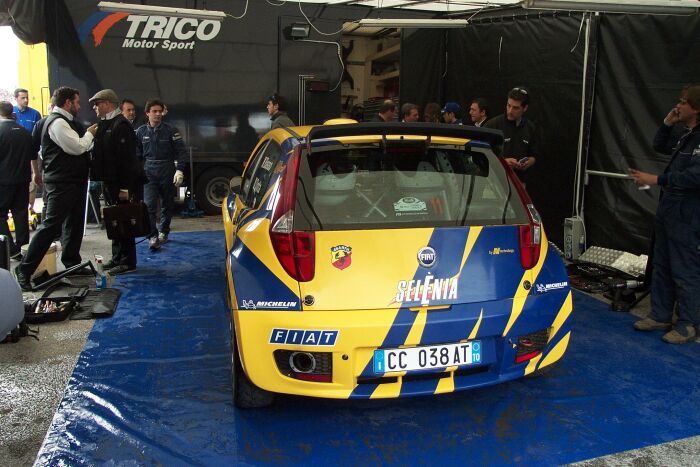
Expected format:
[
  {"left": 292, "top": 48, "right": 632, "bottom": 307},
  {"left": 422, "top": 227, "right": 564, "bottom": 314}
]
[
  {"left": 77, "top": 12, "right": 110, "bottom": 44},
  {"left": 230, "top": 236, "right": 300, "bottom": 310}
]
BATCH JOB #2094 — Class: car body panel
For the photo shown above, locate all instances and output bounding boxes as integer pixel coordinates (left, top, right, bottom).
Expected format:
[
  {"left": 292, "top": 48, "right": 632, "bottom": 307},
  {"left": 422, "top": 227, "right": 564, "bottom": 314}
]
[{"left": 222, "top": 123, "right": 573, "bottom": 400}]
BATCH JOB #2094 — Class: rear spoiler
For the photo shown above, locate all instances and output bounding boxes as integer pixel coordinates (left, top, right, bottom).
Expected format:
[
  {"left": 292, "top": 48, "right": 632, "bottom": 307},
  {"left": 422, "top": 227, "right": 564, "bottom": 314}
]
[{"left": 305, "top": 122, "right": 504, "bottom": 152}]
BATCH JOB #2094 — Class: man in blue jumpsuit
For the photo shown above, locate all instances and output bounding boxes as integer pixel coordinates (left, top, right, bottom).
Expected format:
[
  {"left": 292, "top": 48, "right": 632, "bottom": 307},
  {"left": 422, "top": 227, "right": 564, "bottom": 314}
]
[
  {"left": 135, "top": 99, "right": 186, "bottom": 250},
  {"left": 630, "top": 84, "right": 700, "bottom": 344}
]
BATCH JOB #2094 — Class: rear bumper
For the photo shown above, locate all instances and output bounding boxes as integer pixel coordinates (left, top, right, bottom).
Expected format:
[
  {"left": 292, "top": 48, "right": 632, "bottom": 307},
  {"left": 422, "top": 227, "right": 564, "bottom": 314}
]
[{"left": 233, "top": 290, "right": 573, "bottom": 399}]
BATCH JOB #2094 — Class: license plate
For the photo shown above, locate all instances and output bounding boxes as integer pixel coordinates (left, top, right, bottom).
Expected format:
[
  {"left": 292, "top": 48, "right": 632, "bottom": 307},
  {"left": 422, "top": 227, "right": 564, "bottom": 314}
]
[{"left": 373, "top": 341, "right": 481, "bottom": 374}]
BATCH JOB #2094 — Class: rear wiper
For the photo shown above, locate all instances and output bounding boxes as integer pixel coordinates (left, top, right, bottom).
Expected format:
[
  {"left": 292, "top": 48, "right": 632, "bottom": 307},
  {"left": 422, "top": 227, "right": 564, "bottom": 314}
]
[
  {"left": 501, "top": 178, "right": 512, "bottom": 225},
  {"left": 296, "top": 176, "right": 323, "bottom": 230},
  {"left": 459, "top": 174, "right": 476, "bottom": 226}
]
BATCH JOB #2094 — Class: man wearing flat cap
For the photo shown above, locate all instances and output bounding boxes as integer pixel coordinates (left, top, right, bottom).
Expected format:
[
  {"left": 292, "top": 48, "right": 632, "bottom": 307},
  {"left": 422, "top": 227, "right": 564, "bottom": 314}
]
[{"left": 89, "top": 88, "right": 144, "bottom": 274}]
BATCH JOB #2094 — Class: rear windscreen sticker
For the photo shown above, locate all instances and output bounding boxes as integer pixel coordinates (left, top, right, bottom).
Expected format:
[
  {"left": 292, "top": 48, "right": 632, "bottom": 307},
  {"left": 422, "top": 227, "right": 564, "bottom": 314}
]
[{"left": 393, "top": 197, "right": 427, "bottom": 216}]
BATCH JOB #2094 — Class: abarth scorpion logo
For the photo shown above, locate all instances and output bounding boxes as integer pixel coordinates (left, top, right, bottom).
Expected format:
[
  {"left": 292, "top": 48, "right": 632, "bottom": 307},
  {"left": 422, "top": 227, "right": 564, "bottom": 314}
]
[{"left": 331, "top": 245, "right": 352, "bottom": 270}]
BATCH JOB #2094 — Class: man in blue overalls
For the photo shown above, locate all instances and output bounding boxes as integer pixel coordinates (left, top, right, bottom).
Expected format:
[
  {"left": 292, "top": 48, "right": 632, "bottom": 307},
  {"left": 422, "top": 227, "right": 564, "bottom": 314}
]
[
  {"left": 630, "top": 84, "right": 700, "bottom": 344},
  {"left": 135, "top": 99, "right": 186, "bottom": 250}
]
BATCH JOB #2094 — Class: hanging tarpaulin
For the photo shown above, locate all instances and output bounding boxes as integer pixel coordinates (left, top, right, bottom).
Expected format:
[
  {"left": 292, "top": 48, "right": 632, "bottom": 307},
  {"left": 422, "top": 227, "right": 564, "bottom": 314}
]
[{"left": 585, "top": 14, "right": 700, "bottom": 254}]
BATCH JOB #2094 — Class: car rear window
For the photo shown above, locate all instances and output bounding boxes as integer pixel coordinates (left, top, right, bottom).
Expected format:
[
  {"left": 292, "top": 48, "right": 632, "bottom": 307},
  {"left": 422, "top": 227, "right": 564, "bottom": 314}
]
[{"left": 293, "top": 142, "right": 529, "bottom": 230}]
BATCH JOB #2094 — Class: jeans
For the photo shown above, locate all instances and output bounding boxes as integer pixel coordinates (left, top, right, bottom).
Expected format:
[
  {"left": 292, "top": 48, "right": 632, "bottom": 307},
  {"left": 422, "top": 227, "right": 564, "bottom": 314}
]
[{"left": 144, "top": 160, "right": 175, "bottom": 238}]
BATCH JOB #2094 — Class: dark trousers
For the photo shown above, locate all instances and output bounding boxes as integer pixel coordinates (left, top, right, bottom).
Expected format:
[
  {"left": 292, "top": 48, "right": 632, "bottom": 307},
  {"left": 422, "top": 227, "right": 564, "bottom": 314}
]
[
  {"left": 650, "top": 196, "right": 700, "bottom": 331},
  {"left": 104, "top": 184, "right": 140, "bottom": 267},
  {"left": 144, "top": 161, "right": 175, "bottom": 238},
  {"left": 0, "top": 183, "right": 30, "bottom": 256},
  {"left": 19, "top": 181, "right": 87, "bottom": 277}
]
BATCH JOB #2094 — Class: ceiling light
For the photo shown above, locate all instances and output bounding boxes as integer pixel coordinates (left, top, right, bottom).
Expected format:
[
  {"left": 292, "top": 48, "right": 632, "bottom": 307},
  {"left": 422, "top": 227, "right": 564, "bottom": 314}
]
[
  {"left": 97, "top": 2, "right": 227, "bottom": 20},
  {"left": 522, "top": 0, "right": 699, "bottom": 15},
  {"left": 356, "top": 18, "right": 469, "bottom": 28}
]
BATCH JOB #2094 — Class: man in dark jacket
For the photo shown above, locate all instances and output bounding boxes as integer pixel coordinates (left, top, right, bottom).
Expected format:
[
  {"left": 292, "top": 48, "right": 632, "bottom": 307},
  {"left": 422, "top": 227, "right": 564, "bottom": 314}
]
[
  {"left": 484, "top": 87, "right": 539, "bottom": 185},
  {"left": 0, "top": 101, "right": 39, "bottom": 260},
  {"left": 630, "top": 84, "right": 700, "bottom": 344},
  {"left": 267, "top": 94, "right": 295, "bottom": 129},
  {"left": 89, "top": 89, "right": 143, "bottom": 274},
  {"left": 15, "top": 87, "right": 97, "bottom": 290}
]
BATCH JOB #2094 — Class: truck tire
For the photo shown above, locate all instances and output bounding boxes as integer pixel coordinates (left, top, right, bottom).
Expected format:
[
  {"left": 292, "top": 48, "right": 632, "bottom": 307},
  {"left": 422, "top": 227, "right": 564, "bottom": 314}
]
[{"left": 196, "top": 167, "right": 237, "bottom": 215}]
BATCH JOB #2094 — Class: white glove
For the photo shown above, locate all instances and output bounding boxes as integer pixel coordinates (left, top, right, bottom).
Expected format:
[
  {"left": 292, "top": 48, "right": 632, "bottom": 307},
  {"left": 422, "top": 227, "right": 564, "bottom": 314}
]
[{"left": 173, "top": 170, "right": 184, "bottom": 187}]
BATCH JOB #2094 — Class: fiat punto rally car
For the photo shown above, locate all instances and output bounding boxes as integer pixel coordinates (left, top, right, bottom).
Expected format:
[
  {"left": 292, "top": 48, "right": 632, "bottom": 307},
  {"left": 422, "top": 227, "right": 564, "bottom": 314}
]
[{"left": 223, "top": 121, "right": 572, "bottom": 408}]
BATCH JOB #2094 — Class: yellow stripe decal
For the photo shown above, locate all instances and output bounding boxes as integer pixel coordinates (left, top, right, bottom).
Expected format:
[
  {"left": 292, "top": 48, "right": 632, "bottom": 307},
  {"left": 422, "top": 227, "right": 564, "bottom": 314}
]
[
  {"left": 540, "top": 332, "right": 571, "bottom": 368},
  {"left": 435, "top": 366, "right": 457, "bottom": 394},
  {"left": 524, "top": 354, "right": 543, "bottom": 376},
  {"left": 404, "top": 310, "right": 428, "bottom": 347},
  {"left": 548, "top": 291, "right": 573, "bottom": 343},
  {"left": 369, "top": 378, "right": 403, "bottom": 399},
  {"left": 503, "top": 231, "right": 550, "bottom": 336},
  {"left": 468, "top": 308, "right": 484, "bottom": 340}
]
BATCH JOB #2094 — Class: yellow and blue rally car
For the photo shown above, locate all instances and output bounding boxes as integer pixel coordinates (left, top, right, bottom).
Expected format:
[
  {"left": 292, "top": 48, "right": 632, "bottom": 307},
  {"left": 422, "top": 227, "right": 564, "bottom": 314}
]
[{"left": 223, "top": 121, "right": 572, "bottom": 408}]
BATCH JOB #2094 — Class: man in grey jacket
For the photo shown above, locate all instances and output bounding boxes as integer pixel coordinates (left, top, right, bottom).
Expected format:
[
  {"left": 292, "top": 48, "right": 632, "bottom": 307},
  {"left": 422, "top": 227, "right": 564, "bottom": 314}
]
[{"left": 267, "top": 94, "right": 295, "bottom": 129}]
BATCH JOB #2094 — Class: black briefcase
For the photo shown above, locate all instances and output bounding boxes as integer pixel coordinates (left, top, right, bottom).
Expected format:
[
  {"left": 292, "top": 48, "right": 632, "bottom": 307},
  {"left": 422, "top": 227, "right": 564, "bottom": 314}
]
[{"left": 103, "top": 201, "right": 151, "bottom": 240}]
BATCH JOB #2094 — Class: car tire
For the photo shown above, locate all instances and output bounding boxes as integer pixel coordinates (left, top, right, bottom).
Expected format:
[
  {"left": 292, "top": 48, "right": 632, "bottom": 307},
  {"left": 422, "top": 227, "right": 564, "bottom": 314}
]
[
  {"left": 196, "top": 167, "right": 237, "bottom": 215},
  {"left": 229, "top": 308, "right": 275, "bottom": 409}
]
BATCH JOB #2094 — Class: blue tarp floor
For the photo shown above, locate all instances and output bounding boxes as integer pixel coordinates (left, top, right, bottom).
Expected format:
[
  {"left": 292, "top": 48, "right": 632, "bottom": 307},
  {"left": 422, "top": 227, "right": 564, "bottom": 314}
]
[{"left": 35, "top": 231, "right": 700, "bottom": 466}]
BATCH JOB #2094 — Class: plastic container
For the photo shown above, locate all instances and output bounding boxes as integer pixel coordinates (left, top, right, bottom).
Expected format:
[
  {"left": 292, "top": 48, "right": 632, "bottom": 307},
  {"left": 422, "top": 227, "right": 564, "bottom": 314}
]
[{"left": 95, "top": 256, "right": 107, "bottom": 289}]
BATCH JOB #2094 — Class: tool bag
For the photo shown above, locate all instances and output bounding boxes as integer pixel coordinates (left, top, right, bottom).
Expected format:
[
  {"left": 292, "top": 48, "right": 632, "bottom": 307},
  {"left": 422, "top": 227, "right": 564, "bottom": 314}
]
[
  {"left": 24, "top": 283, "right": 89, "bottom": 324},
  {"left": 103, "top": 201, "right": 150, "bottom": 240}
]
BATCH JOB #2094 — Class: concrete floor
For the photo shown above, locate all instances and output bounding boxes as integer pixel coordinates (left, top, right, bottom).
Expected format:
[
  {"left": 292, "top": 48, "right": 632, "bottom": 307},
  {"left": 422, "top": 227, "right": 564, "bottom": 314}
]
[
  {"left": 0, "top": 212, "right": 222, "bottom": 466},
  {"left": 1, "top": 211, "right": 698, "bottom": 466}
]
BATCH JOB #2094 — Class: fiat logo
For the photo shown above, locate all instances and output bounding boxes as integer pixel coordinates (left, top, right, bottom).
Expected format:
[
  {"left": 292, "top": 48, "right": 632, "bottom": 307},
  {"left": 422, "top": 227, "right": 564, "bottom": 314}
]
[{"left": 417, "top": 246, "right": 436, "bottom": 268}]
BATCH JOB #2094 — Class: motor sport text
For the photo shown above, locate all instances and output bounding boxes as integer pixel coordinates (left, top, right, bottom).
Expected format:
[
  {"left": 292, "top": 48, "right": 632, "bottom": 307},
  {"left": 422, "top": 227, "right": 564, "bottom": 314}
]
[
  {"left": 121, "top": 16, "right": 221, "bottom": 50},
  {"left": 269, "top": 329, "right": 339, "bottom": 346}
]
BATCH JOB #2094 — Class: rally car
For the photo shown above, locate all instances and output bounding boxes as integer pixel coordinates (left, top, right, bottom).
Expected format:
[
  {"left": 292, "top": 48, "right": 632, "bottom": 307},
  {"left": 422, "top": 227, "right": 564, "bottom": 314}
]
[{"left": 223, "top": 121, "right": 572, "bottom": 408}]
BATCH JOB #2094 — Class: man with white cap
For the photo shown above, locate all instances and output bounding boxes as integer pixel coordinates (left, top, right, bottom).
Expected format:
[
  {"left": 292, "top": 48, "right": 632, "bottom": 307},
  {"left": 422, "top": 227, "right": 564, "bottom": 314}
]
[{"left": 89, "top": 89, "right": 144, "bottom": 274}]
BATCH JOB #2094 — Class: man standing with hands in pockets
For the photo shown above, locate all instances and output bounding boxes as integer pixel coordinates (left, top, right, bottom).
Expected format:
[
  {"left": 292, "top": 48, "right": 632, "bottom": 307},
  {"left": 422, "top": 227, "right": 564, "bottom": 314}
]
[{"left": 629, "top": 84, "right": 700, "bottom": 344}]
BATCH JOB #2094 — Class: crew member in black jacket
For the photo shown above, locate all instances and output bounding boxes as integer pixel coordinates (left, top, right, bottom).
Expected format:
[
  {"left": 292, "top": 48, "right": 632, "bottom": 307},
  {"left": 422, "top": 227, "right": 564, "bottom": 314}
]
[
  {"left": 89, "top": 89, "right": 143, "bottom": 274},
  {"left": 15, "top": 87, "right": 97, "bottom": 290}
]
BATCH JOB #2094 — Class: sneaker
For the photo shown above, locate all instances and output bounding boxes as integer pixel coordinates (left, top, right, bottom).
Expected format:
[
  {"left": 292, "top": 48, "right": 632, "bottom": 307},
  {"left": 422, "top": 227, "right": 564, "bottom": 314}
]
[
  {"left": 109, "top": 264, "right": 136, "bottom": 275},
  {"left": 149, "top": 236, "right": 161, "bottom": 251},
  {"left": 10, "top": 251, "right": 23, "bottom": 261},
  {"left": 633, "top": 318, "right": 672, "bottom": 332},
  {"left": 13, "top": 265, "right": 32, "bottom": 292},
  {"left": 662, "top": 326, "right": 697, "bottom": 345},
  {"left": 158, "top": 232, "right": 169, "bottom": 244},
  {"left": 67, "top": 266, "right": 96, "bottom": 277}
]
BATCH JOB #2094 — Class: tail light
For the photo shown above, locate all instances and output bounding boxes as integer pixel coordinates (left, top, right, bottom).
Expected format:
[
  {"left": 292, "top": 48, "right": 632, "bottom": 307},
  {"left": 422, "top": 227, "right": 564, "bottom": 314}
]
[
  {"left": 498, "top": 159, "right": 541, "bottom": 270},
  {"left": 270, "top": 147, "right": 315, "bottom": 281},
  {"left": 514, "top": 329, "right": 549, "bottom": 364},
  {"left": 519, "top": 214, "right": 541, "bottom": 270}
]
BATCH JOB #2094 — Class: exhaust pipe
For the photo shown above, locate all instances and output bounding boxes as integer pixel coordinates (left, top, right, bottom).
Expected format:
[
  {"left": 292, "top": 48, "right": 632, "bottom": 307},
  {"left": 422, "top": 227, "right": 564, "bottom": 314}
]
[{"left": 289, "top": 352, "right": 316, "bottom": 373}]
